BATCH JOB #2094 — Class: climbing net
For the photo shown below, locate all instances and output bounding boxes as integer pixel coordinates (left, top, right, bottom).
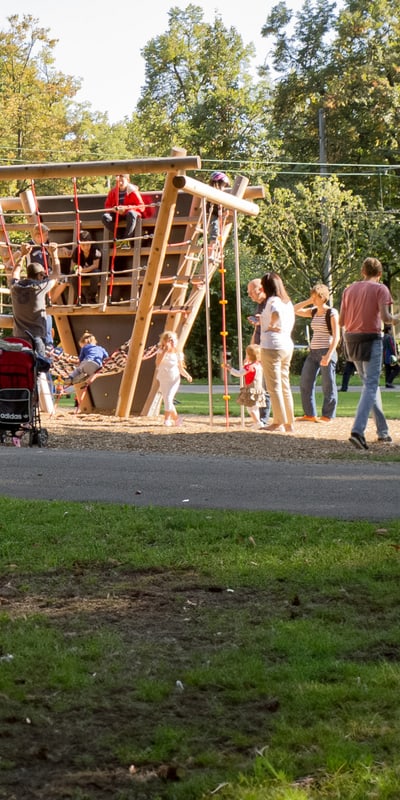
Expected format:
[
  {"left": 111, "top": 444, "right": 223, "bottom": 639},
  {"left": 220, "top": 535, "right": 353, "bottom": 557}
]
[{"left": 0, "top": 176, "right": 231, "bottom": 316}]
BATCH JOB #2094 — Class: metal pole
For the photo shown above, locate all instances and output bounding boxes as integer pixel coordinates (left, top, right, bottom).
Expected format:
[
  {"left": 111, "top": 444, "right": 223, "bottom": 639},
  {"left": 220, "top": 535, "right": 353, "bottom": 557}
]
[
  {"left": 201, "top": 197, "right": 214, "bottom": 427},
  {"left": 319, "top": 107, "right": 332, "bottom": 297},
  {"left": 233, "top": 210, "right": 245, "bottom": 428}
]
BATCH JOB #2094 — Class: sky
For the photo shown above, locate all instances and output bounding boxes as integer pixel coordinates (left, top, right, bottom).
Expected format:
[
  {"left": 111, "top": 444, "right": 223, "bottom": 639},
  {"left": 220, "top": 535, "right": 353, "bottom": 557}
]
[{"left": 1, "top": 1, "right": 304, "bottom": 123}]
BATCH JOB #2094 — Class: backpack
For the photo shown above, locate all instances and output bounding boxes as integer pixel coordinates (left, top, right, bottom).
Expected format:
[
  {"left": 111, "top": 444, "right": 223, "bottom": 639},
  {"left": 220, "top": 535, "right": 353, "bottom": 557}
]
[{"left": 311, "top": 307, "right": 333, "bottom": 334}]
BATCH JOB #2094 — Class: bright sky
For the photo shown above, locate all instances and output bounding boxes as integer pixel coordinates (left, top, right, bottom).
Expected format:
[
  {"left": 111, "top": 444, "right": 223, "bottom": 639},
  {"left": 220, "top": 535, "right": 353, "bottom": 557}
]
[{"left": 1, "top": 1, "right": 304, "bottom": 123}]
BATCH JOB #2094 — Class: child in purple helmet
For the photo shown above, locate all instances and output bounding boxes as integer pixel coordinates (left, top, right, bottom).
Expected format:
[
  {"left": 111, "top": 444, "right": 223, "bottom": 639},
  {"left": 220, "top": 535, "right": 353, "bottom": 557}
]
[{"left": 207, "top": 171, "right": 230, "bottom": 263}]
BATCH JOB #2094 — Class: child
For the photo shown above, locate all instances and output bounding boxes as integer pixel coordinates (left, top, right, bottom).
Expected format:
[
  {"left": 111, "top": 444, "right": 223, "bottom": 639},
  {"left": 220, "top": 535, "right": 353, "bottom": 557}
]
[
  {"left": 226, "top": 344, "right": 267, "bottom": 429},
  {"left": 67, "top": 332, "right": 108, "bottom": 385},
  {"left": 155, "top": 331, "right": 192, "bottom": 426},
  {"left": 207, "top": 171, "right": 230, "bottom": 263}
]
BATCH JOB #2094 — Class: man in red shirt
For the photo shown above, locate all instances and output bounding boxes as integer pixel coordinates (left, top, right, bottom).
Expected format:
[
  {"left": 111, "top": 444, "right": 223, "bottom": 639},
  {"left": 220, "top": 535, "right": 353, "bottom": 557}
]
[
  {"left": 102, "top": 174, "right": 145, "bottom": 245},
  {"left": 339, "top": 257, "right": 399, "bottom": 449}
]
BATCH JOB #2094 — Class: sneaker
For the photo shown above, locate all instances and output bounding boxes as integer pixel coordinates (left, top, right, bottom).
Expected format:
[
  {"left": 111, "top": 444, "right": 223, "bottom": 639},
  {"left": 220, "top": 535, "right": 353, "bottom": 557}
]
[
  {"left": 12, "top": 436, "right": 21, "bottom": 447},
  {"left": 349, "top": 432, "right": 369, "bottom": 450},
  {"left": 164, "top": 420, "right": 173, "bottom": 427},
  {"left": 377, "top": 435, "right": 393, "bottom": 443},
  {"left": 297, "top": 415, "right": 319, "bottom": 422},
  {"left": 385, "top": 384, "right": 396, "bottom": 389},
  {"left": 319, "top": 416, "right": 332, "bottom": 422}
]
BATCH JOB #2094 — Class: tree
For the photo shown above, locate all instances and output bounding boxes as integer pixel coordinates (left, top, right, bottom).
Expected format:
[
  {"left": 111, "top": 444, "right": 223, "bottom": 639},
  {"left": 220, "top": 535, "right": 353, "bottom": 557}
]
[
  {"left": 127, "top": 4, "right": 277, "bottom": 166},
  {"left": 0, "top": 16, "right": 79, "bottom": 168},
  {"left": 261, "top": 0, "right": 400, "bottom": 203},
  {"left": 239, "top": 175, "right": 391, "bottom": 299}
]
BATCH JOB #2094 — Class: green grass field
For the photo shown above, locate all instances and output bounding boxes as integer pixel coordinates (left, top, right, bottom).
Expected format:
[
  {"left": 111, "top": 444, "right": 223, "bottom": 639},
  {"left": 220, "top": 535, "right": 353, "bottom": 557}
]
[
  {"left": 58, "top": 380, "right": 400, "bottom": 420},
  {"left": 1, "top": 498, "right": 400, "bottom": 799},
  {"left": 2, "top": 374, "right": 399, "bottom": 799},
  {"left": 172, "top": 383, "right": 400, "bottom": 420}
]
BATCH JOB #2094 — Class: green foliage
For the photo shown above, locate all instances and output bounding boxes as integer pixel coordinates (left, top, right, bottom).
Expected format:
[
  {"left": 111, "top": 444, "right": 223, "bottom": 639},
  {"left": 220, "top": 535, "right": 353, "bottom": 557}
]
[
  {"left": 262, "top": 0, "right": 400, "bottom": 196},
  {"left": 240, "top": 175, "right": 400, "bottom": 299},
  {"left": 128, "top": 5, "right": 276, "bottom": 164}
]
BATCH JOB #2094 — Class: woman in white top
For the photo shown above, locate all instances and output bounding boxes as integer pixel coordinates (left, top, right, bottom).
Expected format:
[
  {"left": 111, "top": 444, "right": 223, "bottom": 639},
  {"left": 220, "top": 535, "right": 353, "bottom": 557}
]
[
  {"left": 259, "top": 272, "right": 295, "bottom": 432},
  {"left": 294, "top": 283, "right": 340, "bottom": 421}
]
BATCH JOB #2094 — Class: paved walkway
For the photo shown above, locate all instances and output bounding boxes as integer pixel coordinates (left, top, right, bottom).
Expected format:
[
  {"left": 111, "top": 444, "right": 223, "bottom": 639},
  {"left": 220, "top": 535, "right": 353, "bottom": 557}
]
[{"left": 2, "top": 448, "right": 399, "bottom": 522}]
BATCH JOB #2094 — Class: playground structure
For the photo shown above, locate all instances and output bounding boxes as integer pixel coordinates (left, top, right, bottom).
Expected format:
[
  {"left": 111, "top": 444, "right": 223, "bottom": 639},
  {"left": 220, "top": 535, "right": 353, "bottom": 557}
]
[{"left": 0, "top": 148, "right": 263, "bottom": 418}]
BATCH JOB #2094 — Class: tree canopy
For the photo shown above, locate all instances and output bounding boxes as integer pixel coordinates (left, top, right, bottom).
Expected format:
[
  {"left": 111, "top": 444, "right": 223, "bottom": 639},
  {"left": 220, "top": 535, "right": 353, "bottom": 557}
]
[{"left": 0, "top": 5, "right": 399, "bottom": 303}]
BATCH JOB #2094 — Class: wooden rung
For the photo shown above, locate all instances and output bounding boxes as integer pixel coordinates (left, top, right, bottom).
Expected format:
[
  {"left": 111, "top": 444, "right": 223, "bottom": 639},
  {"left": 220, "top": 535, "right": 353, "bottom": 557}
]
[{"left": 152, "top": 306, "right": 190, "bottom": 314}]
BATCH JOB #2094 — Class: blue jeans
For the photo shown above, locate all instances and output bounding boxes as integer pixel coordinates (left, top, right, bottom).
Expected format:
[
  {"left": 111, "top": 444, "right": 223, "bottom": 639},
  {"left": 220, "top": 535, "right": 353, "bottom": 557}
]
[
  {"left": 102, "top": 210, "right": 139, "bottom": 239},
  {"left": 300, "top": 348, "right": 337, "bottom": 418},
  {"left": 352, "top": 338, "right": 388, "bottom": 437}
]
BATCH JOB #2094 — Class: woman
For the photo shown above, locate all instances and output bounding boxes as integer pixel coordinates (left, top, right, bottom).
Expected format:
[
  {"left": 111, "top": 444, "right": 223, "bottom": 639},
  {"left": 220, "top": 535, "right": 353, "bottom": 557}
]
[
  {"left": 259, "top": 272, "right": 295, "bottom": 433},
  {"left": 294, "top": 284, "right": 340, "bottom": 421}
]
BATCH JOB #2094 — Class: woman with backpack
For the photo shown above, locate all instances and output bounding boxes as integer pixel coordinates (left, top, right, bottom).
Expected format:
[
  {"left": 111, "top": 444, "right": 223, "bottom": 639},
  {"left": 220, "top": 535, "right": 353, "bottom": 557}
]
[{"left": 294, "top": 283, "right": 340, "bottom": 422}]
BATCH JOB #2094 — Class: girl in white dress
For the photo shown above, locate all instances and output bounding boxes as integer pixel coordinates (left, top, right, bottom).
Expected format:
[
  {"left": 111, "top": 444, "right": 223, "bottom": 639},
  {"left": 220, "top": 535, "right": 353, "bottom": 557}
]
[{"left": 155, "top": 331, "right": 192, "bottom": 426}]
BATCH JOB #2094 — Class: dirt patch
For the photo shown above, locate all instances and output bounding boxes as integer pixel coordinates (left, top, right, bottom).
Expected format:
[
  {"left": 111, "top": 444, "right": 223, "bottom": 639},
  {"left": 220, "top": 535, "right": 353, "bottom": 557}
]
[
  {"left": 41, "top": 409, "right": 400, "bottom": 461},
  {"left": 0, "top": 566, "right": 279, "bottom": 800}
]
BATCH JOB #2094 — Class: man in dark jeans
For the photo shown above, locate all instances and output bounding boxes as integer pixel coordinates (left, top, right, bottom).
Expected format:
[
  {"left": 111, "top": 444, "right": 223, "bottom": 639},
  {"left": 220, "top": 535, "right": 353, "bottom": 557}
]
[
  {"left": 339, "top": 257, "right": 399, "bottom": 450},
  {"left": 247, "top": 278, "right": 271, "bottom": 426}
]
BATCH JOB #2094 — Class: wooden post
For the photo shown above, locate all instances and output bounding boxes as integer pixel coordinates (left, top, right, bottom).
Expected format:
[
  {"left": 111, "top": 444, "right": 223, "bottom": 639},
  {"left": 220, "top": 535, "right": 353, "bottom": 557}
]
[{"left": 115, "top": 149, "right": 186, "bottom": 418}]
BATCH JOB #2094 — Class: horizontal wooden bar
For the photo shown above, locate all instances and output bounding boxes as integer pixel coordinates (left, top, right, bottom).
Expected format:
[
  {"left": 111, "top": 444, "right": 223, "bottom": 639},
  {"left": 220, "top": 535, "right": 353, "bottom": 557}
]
[
  {"left": 0, "top": 156, "right": 201, "bottom": 182},
  {"left": 173, "top": 176, "right": 260, "bottom": 216}
]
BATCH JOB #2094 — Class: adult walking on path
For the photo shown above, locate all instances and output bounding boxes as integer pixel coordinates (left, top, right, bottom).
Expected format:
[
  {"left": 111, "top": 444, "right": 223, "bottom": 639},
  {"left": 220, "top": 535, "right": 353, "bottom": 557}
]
[{"left": 339, "top": 257, "right": 399, "bottom": 450}]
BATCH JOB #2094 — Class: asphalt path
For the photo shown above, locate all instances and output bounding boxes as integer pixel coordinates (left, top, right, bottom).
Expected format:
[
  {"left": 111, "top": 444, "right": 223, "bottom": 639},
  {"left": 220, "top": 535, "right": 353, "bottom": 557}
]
[{"left": 1, "top": 448, "right": 399, "bottom": 521}]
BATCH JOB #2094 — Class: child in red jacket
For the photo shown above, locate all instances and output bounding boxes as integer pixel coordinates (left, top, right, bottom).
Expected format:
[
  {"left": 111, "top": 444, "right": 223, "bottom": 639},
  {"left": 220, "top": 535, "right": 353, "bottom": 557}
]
[
  {"left": 226, "top": 344, "right": 267, "bottom": 429},
  {"left": 102, "top": 174, "right": 145, "bottom": 245}
]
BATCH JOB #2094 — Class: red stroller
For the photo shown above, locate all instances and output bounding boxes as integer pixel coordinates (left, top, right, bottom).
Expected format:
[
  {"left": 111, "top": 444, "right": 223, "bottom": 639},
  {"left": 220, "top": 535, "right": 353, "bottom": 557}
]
[{"left": 0, "top": 337, "right": 49, "bottom": 447}]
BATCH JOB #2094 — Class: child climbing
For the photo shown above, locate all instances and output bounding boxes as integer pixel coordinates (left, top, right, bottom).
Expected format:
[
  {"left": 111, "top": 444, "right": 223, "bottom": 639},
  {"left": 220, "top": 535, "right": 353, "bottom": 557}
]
[
  {"left": 207, "top": 171, "right": 230, "bottom": 263},
  {"left": 66, "top": 332, "right": 109, "bottom": 386}
]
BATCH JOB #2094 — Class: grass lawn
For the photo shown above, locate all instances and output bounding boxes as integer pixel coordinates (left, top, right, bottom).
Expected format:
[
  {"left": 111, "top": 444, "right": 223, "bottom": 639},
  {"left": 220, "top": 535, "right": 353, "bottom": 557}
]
[
  {"left": 1, "top": 499, "right": 400, "bottom": 799},
  {"left": 58, "top": 380, "right": 400, "bottom": 421},
  {"left": 173, "top": 383, "right": 400, "bottom": 420}
]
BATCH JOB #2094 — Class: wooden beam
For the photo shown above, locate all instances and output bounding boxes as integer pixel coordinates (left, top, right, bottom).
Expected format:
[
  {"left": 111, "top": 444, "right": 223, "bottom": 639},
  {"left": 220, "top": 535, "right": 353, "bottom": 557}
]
[
  {"left": 115, "top": 149, "right": 185, "bottom": 418},
  {"left": 172, "top": 175, "right": 260, "bottom": 216},
  {"left": 0, "top": 197, "right": 24, "bottom": 211},
  {"left": 243, "top": 186, "right": 265, "bottom": 201},
  {"left": 0, "top": 156, "right": 200, "bottom": 182}
]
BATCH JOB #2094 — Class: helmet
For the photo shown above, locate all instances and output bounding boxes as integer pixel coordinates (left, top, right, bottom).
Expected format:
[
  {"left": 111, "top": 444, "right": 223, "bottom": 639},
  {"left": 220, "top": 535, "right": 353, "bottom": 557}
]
[{"left": 210, "top": 171, "right": 230, "bottom": 186}]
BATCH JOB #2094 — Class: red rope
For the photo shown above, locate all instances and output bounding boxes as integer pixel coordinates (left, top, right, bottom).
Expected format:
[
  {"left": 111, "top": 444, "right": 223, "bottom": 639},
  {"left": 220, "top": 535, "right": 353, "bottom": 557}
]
[
  {"left": 72, "top": 178, "right": 82, "bottom": 305},
  {"left": 30, "top": 179, "right": 49, "bottom": 274},
  {"left": 107, "top": 208, "right": 120, "bottom": 304},
  {"left": 0, "top": 208, "right": 15, "bottom": 268}
]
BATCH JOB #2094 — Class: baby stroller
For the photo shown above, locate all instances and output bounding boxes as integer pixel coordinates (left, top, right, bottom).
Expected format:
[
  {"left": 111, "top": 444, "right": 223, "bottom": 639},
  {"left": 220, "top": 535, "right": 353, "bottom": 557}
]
[{"left": 0, "top": 336, "right": 49, "bottom": 447}]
